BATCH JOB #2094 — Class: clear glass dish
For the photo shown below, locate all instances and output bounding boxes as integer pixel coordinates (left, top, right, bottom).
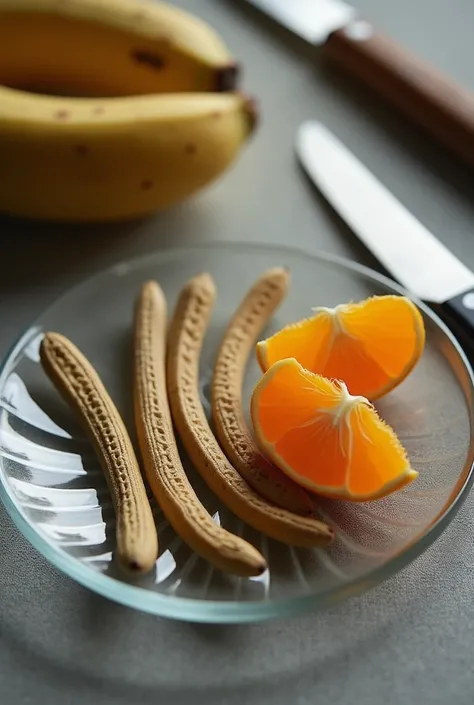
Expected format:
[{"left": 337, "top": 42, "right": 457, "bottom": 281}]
[{"left": 0, "top": 243, "right": 473, "bottom": 623}]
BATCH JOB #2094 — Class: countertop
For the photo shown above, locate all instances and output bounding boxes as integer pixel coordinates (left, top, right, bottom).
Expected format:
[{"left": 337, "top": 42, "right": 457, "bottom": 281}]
[{"left": 1, "top": 1, "right": 474, "bottom": 703}]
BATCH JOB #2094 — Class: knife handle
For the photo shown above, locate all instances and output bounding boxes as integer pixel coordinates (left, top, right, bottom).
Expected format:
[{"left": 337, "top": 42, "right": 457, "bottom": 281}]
[
  {"left": 434, "top": 289, "right": 474, "bottom": 354},
  {"left": 323, "top": 22, "right": 474, "bottom": 166}
]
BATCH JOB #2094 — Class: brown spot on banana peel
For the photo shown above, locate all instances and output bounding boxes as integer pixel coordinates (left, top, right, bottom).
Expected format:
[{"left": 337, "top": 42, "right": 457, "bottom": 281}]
[
  {"left": 212, "top": 268, "right": 321, "bottom": 516},
  {"left": 54, "top": 110, "right": 70, "bottom": 120},
  {"left": 131, "top": 49, "right": 166, "bottom": 70},
  {"left": 167, "top": 274, "right": 334, "bottom": 548},
  {"left": 133, "top": 281, "right": 266, "bottom": 577},
  {"left": 39, "top": 332, "right": 158, "bottom": 576}
]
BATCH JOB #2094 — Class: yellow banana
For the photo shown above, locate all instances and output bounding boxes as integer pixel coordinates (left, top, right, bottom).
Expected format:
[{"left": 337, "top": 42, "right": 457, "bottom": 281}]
[
  {"left": 0, "top": 87, "right": 257, "bottom": 221},
  {"left": 0, "top": 0, "right": 238, "bottom": 96}
]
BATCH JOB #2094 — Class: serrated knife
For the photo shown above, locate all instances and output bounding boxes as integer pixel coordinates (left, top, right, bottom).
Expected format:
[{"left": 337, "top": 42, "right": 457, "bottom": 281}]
[
  {"left": 295, "top": 121, "right": 474, "bottom": 348},
  {"left": 243, "top": 0, "right": 474, "bottom": 166}
]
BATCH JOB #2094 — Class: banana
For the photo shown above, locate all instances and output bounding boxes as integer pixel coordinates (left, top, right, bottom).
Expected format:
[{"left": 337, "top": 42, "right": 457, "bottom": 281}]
[
  {"left": 0, "top": 0, "right": 238, "bottom": 96},
  {"left": 0, "top": 0, "right": 255, "bottom": 222},
  {"left": 0, "top": 87, "right": 257, "bottom": 221}
]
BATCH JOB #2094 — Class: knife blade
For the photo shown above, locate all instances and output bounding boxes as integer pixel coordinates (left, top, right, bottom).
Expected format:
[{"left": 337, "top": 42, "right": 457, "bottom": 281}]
[
  {"left": 295, "top": 121, "right": 474, "bottom": 346},
  {"left": 244, "top": 0, "right": 474, "bottom": 167}
]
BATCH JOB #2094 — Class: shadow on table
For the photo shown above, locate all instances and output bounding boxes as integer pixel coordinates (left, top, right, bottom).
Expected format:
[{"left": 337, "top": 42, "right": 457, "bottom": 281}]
[
  {"left": 0, "top": 216, "right": 140, "bottom": 292},
  {"left": 0, "top": 199, "right": 218, "bottom": 297},
  {"left": 0, "top": 585, "right": 415, "bottom": 705}
]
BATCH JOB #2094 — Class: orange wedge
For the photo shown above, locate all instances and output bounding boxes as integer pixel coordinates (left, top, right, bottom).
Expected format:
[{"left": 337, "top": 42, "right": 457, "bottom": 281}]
[
  {"left": 251, "top": 358, "right": 418, "bottom": 502},
  {"left": 256, "top": 295, "right": 425, "bottom": 400}
]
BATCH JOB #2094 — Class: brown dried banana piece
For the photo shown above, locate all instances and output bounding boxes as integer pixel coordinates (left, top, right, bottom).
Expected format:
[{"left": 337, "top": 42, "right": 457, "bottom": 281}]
[
  {"left": 212, "top": 268, "right": 319, "bottom": 515},
  {"left": 40, "top": 332, "right": 158, "bottom": 576},
  {"left": 167, "top": 273, "right": 334, "bottom": 548},
  {"left": 133, "top": 281, "right": 266, "bottom": 577}
]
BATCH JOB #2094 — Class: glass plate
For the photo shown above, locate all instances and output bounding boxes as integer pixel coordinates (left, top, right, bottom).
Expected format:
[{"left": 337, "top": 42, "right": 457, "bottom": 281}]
[{"left": 1, "top": 243, "right": 473, "bottom": 623}]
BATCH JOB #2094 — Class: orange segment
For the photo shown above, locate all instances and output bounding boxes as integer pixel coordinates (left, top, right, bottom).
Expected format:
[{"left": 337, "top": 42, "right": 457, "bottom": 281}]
[
  {"left": 256, "top": 295, "right": 425, "bottom": 400},
  {"left": 257, "top": 312, "right": 335, "bottom": 374},
  {"left": 256, "top": 358, "right": 340, "bottom": 443},
  {"left": 251, "top": 358, "right": 418, "bottom": 502},
  {"left": 346, "top": 404, "right": 416, "bottom": 497}
]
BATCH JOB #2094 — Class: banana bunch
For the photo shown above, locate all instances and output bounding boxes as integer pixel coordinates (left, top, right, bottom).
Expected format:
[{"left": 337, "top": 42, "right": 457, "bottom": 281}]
[{"left": 0, "top": 0, "right": 257, "bottom": 222}]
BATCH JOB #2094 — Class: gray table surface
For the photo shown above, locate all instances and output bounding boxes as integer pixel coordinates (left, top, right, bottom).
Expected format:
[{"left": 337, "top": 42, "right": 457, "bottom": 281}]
[{"left": 1, "top": 1, "right": 474, "bottom": 703}]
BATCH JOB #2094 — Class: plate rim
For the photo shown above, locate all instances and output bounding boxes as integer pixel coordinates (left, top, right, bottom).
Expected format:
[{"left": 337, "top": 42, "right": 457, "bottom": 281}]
[{"left": 1, "top": 240, "right": 473, "bottom": 623}]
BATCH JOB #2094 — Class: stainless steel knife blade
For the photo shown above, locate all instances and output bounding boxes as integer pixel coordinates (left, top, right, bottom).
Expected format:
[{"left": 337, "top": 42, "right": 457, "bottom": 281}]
[
  {"left": 243, "top": 0, "right": 356, "bottom": 44},
  {"left": 295, "top": 121, "right": 474, "bottom": 304}
]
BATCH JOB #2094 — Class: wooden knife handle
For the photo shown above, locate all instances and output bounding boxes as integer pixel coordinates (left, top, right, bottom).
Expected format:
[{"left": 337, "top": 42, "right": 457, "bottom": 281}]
[{"left": 323, "top": 21, "right": 474, "bottom": 165}]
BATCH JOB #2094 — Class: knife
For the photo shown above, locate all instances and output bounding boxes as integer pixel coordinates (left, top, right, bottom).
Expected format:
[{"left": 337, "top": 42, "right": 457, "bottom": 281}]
[
  {"left": 295, "top": 121, "right": 474, "bottom": 348},
  {"left": 243, "top": 0, "right": 474, "bottom": 167}
]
